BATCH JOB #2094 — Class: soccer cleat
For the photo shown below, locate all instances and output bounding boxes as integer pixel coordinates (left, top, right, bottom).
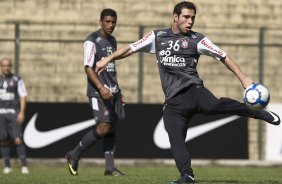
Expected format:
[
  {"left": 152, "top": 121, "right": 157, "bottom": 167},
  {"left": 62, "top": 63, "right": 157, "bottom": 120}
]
[
  {"left": 66, "top": 152, "right": 79, "bottom": 175},
  {"left": 104, "top": 168, "right": 125, "bottom": 176},
  {"left": 3, "top": 167, "right": 12, "bottom": 174},
  {"left": 170, "top": 174, "right": 196, "bottom": 184},
  {"left": 21, "top": 166, "right": 29, "bottom": 174},
  {"left": 256, "top": 110, "right": 280, "bottom": 125}
]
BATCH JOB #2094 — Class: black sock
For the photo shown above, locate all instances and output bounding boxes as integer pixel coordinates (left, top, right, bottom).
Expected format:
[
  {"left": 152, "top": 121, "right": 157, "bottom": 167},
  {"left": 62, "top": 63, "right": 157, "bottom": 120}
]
[
  {"left": 16, "top": 144, "right": 27, "bottom": 167},
  {"left": 103, "top": 133, "right": 116, "bottom": 171},
  {"left": 1, "top": 146, "right": 11, "bottom": 167},
  {"left": 70, "top": 128, "right": 102, "bottom": 159}
]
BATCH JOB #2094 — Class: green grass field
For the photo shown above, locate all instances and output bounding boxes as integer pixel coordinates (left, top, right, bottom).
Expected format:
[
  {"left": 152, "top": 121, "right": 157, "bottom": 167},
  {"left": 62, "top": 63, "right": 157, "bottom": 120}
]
[{"left": 1, "top": 165, "right": 282, "bottom": 184}]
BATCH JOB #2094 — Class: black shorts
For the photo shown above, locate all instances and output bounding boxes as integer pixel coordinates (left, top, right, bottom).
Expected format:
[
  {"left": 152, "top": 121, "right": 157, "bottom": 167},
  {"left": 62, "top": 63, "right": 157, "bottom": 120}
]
[
  {"left": 0, "top": 114, "right": 22, "bottom": 140},
  {"left": 89, "top": 93, "right": 125, "bottom": 123}
]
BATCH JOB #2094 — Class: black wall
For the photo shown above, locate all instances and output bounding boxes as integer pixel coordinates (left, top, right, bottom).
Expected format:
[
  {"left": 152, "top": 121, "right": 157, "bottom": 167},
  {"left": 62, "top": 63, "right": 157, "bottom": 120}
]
[{"left": 21, "top": 103, "right": 248, "bottom": 158}]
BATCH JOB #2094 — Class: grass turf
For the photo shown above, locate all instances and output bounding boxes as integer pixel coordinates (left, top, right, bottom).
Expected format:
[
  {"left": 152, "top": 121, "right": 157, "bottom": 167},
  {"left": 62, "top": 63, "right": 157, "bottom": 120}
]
[{"left": 0, "top": 165, "right": 282, "bottom": 183}]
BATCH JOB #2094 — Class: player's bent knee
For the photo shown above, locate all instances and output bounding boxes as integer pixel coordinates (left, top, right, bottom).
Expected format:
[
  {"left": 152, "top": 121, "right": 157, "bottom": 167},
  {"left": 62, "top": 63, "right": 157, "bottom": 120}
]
[
  {"left": 14, "top": 137, "right": 23, "bottom": 145},
  {"left": 96, "top": 123, "right": 111, "bottom": 137}
]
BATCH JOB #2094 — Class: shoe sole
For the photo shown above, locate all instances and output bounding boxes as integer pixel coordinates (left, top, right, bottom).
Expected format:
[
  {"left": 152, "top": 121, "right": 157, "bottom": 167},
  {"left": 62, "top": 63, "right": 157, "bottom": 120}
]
[
  {"left": 65, "top": 154, "right": 78, "bottom": 176},
  {"left": 104, "top": 173, "right": 125, "bottom": 176},
  {"left": 104, "top": 169, "right": 125, "bottom": 176},
  {"left": 3, "top": 171, "right": 12, "bottom": 174}
]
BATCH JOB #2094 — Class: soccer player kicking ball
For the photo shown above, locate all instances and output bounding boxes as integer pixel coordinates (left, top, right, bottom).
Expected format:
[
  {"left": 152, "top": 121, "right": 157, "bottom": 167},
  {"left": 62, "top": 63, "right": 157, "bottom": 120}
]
[
  {"left": 95, "top": 1, "right": 280, "bottom": 183},
  {"left": 66, "top": 9, "right": 125, "bottom": 176}
]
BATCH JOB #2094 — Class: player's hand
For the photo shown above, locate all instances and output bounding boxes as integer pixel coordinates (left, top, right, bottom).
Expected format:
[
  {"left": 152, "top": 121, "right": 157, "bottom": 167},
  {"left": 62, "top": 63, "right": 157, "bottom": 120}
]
[
  {"left": 17, "top": 112, "right": 25, "bottom": 124},
  {"left": 121, "top": 93, "right": 126, "bottom": 106},
  {"left": 242, "top": 77, "right": 254, "bottom": 89},
  {"left": 95, "top": 58, "right": 110, "bottom": 75},
  {"left": 99, "top": 86, "right": 113, "bottom": 100}
]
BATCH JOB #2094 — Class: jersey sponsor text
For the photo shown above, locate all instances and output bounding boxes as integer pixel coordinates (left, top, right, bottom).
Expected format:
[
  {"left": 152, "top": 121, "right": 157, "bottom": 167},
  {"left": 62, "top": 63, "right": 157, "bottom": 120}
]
[
  {"left": 159, "top": 50, "right": 185, "bottom": 67},
  {"left": 132, "top": 31, "right": 153, "bottom": 48},
  {"left": 200, "top": 39, "right": 224, "bottom": 56}
]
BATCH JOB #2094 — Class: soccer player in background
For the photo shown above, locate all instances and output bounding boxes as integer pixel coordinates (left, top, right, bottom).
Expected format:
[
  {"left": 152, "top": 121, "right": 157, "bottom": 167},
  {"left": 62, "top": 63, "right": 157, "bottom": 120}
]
[
  {"left": 0, "top": 58, "right": 29, "bottom": 174},
  {"left": 66, "top": 8, "right": 125, "bottom": 176},
  {"left": 95, "top": 1, "right": 280, "bottom": 183}
]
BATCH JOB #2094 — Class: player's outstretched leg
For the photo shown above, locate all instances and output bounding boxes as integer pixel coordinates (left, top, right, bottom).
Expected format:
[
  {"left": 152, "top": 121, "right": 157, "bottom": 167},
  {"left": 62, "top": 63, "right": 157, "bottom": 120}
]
[
  {"left": 197, "top": 89, "right": 280, "bottom": 126},
  {"left": 253, "top": 110, "right": 280, "bottom": 125}
]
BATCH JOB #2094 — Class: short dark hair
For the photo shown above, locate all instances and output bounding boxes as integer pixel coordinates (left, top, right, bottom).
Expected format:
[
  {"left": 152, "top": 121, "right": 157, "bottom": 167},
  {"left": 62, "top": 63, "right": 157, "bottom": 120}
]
[
  {"left": 173, "top": 1, "right": 197, "bottom": 16},
  {"left": 100, "top": 8, "right": 117, "bottom": 21}
]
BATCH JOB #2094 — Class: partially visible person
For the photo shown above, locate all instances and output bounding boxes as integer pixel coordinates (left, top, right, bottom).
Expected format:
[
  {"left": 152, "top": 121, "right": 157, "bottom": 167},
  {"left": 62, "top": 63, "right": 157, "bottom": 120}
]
[
  {"left": 66, "top": 8, "right": 125, "bottom": 176},
  {"left": 0, "top": 57, "right": 29, "bottom": 174},
  {"left": 95, "top": 2, "right": 280, "bottom": 183}
]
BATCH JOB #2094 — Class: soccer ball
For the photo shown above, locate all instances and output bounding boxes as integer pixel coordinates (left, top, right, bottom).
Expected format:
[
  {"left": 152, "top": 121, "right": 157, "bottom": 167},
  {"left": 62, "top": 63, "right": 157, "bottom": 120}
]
[{"left": 243, "top": 83, "right": 270, "bottom": 110}]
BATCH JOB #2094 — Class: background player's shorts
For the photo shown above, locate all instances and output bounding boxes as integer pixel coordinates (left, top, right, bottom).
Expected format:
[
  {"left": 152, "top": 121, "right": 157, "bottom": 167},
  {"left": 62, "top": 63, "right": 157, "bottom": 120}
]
[
  {"left": 0, "top": 114, "right": 22, "bottom": 140},
  {"left": 89, "top": 93, "right": 125, "bottom": 123}
]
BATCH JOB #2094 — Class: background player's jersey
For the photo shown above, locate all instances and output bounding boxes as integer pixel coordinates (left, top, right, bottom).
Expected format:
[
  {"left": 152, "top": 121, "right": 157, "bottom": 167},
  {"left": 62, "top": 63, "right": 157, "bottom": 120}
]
[
  {"left": 84, "top": 30, "right": 120, "bottom": 97},
  {"left": 0, "top": 74, "right": 27, "bottom": 115},
  {"left": 129, "top": 28, "right": 227, "bottom": 100}
]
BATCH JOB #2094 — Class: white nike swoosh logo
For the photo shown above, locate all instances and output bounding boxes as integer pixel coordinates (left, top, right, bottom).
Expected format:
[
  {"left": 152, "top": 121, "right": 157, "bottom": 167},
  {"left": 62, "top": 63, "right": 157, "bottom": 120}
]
[
  {"left": 268, "top": 111, "right": 279, "bottom": 122},
  {"left": 153, "top": 115, "right": 240, "bottom": 149},
  {"left": 23, "top": 113, "right": 96, "bottom": 149}
]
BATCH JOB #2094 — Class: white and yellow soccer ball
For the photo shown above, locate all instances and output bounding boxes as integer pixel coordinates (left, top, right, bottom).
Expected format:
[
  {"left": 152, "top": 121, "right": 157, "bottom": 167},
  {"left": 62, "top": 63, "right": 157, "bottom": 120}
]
[{"left": 243, "top": 83, "right": 270, "bottom": 111}]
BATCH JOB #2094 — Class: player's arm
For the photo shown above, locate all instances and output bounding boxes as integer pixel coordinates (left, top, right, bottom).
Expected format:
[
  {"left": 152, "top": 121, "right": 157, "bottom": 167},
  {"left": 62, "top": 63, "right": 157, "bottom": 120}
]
[
  {"left": 17, "top": 79, "right": 27, "bottom": 124},
  {"left": 197, "top": 36, "right": 253, "bottom": 89},
  {"left": 84, "top": 67, "right": 112, "bottom": 100},
  {"left": 18, "top": 97, "right": 26, "bottom": 124},
  {"left": 95, "top": 45, "right": 133, "bottom": 74},
  {"left": 96, "top": 31, "right": 156, "bottom": 73},
  {"left": 121, "top": 93, "right": 126, "bottom": 106},
  {"left": 222, "top": 55, "right": 253, "bottom": 89},
  {"left": 84, "top": 40, "right": 113, "bottom": 100}
]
